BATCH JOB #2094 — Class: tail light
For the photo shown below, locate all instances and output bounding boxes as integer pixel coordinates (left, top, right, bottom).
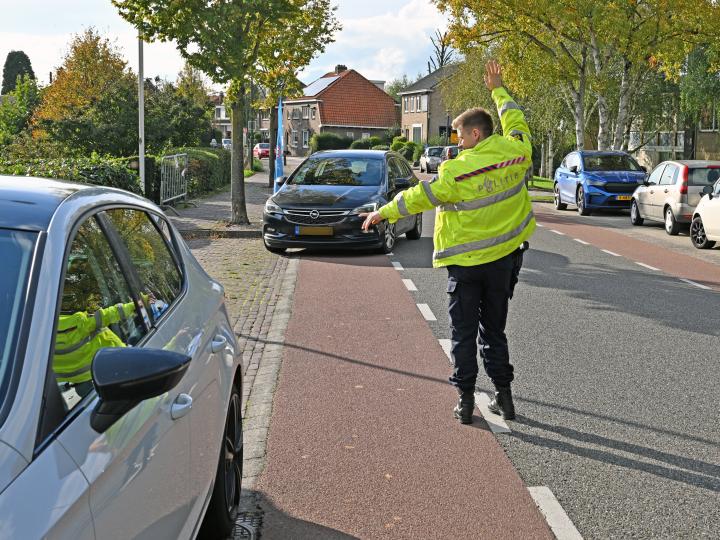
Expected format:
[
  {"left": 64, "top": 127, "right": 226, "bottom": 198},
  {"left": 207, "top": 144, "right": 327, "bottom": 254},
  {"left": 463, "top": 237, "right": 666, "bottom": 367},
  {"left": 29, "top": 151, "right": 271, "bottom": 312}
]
[{"left": 680, "top": 166, "right": 688, "bottom": 195}]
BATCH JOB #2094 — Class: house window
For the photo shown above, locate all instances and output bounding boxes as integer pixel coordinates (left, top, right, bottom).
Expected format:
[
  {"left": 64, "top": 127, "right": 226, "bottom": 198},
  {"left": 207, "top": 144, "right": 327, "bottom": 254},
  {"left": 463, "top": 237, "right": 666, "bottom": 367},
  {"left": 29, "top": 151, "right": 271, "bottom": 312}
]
[
  {"left": 215, "top": 106, "right": 222, "bottom": 119},
  {"left": 346, "top": 131, "right": 355, "bottom": 139},
  {"left": 302, "top": 130, "right": 309, "bottom": 148},
  {"left": 292, "top": 108, "right": 301, "bottom": 119},
  {"left": 410, "top": 97, "right": 415, "bottom": 112},
  {"left": 302, "top": 106, "right": 310, "bottom": 119},
  {"left": 287, "top": 108, "right": 290, "bottom": 120},
  {"left": 699, "top": 101, "right": 718, "bottom": 132},
  {"left": 311, "top": 108, "right": 316, "bottom": 120},
  {"left": 362, "top": 132, "right": 371, "bottom": 139},
  {"left": 420, "top": 95, "right": 428, "bottom": 112},
  {"left": 404, "top": 97, "right": 408, "bottom": 113},
  {"left": 291, "top": 129, "right": 298, "bottom": 146}
]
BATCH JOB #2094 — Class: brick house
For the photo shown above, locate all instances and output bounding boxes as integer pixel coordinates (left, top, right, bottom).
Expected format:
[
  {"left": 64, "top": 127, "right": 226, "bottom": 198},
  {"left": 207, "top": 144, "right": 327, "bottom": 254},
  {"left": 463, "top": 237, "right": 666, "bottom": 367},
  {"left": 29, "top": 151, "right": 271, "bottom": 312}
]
[
  {"left": 398, "top": 64, "right": 459, "bottom": 145},
  {"left": 264, "top": 65, "right": 399, "bottom": 157}
]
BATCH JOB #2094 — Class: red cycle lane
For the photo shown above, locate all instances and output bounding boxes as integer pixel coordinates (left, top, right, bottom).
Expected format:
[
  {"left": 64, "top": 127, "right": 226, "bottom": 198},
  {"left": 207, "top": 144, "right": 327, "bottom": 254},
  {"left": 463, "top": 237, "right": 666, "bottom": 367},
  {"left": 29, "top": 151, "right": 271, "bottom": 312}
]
[
  {"left": 534, "top": 205, "right": 720, "bottom": 290},
  {"left": 254, "top": 254, "right": 552, "bottom": 539}
]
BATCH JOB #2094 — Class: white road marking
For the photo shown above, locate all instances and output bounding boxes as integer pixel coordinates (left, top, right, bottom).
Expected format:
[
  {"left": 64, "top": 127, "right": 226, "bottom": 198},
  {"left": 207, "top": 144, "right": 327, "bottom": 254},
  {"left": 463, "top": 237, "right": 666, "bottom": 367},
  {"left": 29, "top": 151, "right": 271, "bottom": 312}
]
[
  {"left": 438, "top": 339, "right": 453, "bottom": 365},
  {"left": 391, "top": 261, "right": 404, "bottom": 271},
  {"left": 536, "top": 223, "right": 545, "bottom": 228},
  {"left": 573, "top": 238, "right": 590, "bottom": 245},
  {"left": 474, "top": 392, "right": 511, "bottom": 434},
  {"left": 402, "top": 279, "right": 418, "bottom": 291},
  {"left": 528, "top": 486, "right": 583, "bottom": 540},
  {"left": 601, "top": 249, "right": 620, "bottom": 257},
  {"left": 679, "top": 278, "right": 711, "bottom": 290},
  {"left": 416, "top": 304, "right": 436, "bottom": 321},
  {"left": 550, "top": 229, "right": 565, "bottom": 236},
  {"left": 385, "top": 252, "right": 394, "bottom": 256},
  {"left": 635, "top": 262, "right": 659, "bottom": 271}
]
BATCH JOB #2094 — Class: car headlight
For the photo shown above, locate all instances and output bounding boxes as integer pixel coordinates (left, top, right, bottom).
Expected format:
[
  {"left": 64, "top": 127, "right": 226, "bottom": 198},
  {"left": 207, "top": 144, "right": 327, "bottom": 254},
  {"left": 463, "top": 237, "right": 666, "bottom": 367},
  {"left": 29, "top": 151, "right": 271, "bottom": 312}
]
[
  {"left": 586, "top": 179, "right": 606, "bottom": 187},
  {"left": 351, "top": 202, "right": 379, "bottom": 215},
  {"left": 264, "top": 199, "right": 283, "bottom": 214}
]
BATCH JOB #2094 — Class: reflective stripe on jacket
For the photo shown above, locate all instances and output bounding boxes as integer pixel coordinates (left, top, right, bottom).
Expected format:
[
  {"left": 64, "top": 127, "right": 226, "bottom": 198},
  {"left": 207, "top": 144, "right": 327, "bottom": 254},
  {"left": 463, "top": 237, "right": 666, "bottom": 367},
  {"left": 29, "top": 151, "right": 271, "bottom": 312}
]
[
  {"left": 378, "top": 87, "right": 536, "bottom": 268},
  {"left": 54, "top": 302, "right": 136, "bottom": 384}
]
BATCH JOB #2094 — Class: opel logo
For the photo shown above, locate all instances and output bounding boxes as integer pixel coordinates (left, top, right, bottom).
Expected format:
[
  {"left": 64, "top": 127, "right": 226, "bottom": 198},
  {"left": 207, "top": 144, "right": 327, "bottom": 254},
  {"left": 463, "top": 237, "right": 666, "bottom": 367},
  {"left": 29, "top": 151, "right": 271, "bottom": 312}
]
[{"left": 309, "top": 209, "right": 320, "bottom": 219}]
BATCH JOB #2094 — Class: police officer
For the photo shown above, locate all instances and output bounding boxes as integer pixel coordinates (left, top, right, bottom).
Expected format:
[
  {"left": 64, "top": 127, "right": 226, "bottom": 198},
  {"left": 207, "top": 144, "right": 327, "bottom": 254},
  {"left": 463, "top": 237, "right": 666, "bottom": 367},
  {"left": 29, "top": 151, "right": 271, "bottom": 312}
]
[{"left": 361, "top": 60, "right": 535, "bottom": 424}]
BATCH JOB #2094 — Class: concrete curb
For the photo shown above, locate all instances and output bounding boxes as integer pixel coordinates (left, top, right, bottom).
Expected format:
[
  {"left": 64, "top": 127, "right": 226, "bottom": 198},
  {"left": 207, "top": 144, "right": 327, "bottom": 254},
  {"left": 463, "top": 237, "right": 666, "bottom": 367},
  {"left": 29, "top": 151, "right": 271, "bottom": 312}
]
[{"left": 178, "top": 229, "right": 262, "bottom": 240}]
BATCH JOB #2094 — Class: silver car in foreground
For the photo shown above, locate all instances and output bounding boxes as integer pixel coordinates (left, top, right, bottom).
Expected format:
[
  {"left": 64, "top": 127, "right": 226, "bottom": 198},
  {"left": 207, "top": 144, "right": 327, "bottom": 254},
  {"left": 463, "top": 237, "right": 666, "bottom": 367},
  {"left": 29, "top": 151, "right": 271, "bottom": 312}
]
[{"left": 0, "top": 177, "right": 243, "bottom": 539}]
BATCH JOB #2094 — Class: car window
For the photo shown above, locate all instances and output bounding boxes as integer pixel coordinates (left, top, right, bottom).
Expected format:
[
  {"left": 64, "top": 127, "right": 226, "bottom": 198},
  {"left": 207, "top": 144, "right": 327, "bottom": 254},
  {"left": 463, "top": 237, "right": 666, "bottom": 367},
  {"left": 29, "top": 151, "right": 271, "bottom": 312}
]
[
  {"left": 388, "top": 158, "right": 404, "bottom": 183},
  {"left": 659, "top": 165, "right": 677, "bottom": 185},
  {"left": 103, "top": 209, "right": 183, "bottom": 325},
  {"left": 647, "top": 164, "right": 666, "bottom": 185},
  {"left": 583, "top": 154, "right": 643, "bottom": 171},
  {"left": 714, "top": 180, "right": 720, "bottom": 195},
  {"left": 567, "top": 154, "right": 581, "bottom": 170},
  {"left": 428, "top": 147, "right": 442, "bottom": 157},
  {"left": 54, "top": 216, "right": 147, "bottom": 412},
  {"left": 289, "top": 157, "right": 384, "bottom": 186},
  {"left": 688, "top": 167, "right": 720, "bottom": 186}
]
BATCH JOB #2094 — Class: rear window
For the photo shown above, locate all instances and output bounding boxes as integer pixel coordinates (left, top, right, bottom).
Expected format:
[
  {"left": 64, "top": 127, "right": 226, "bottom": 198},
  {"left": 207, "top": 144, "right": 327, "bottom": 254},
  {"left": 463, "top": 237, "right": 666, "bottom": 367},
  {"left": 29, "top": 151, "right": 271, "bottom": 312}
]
[
  {"left": 583, "top": 155, "right": 642, "bottom": 172},
  {"left": 289, "top": 157, "right": 384, "bottom": 186},
  {"left": 0, "top": 229, "right": 36, "bottom": 404},
  {"left": 428, "top": 147, "right": 442, "bottom": 157},
  {"left": 688, "top": 167, "right": 720, "bottom": 186},
  {"left": 260, "top": 143, "right": 270, "bottom": 149}
]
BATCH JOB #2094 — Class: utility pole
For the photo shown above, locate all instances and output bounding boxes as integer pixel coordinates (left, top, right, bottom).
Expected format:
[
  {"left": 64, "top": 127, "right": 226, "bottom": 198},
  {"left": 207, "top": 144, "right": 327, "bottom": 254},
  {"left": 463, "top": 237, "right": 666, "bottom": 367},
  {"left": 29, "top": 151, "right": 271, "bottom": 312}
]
[{"left": 138, "top": 34, "right": 146, "bottom": 196}]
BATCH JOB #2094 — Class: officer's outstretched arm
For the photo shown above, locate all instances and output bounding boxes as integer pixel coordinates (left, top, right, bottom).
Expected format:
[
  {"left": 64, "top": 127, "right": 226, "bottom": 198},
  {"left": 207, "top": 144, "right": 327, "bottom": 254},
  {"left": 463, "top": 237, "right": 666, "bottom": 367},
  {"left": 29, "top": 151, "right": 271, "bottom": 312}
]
[
  {"left": 492, "top": 87, "right": 532, "bottom": 160},
  {"left": 378, "top": 168, "right": 459, "bottom": 223},
  {"left": 96, "top": 302, "right": 137, "bottom": 329}
]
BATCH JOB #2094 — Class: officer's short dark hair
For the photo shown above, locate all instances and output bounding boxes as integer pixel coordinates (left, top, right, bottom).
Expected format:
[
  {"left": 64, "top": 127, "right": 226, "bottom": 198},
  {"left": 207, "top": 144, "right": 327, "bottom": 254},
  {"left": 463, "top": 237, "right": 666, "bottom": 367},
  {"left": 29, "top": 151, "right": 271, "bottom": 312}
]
[{"left": 452, "top": 108, "right": 493, "bottom": 137}]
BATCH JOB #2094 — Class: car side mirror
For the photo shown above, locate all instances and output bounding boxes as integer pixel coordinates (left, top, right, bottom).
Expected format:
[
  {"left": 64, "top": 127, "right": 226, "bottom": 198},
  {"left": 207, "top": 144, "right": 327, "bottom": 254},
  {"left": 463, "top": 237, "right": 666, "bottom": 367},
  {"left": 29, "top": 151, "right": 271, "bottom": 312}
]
[
  {"left": 276, "top": 176, "right": 288, "bottom": 186},
  {"left": 395, "top": 177, "right": 412, "bottom": 189},
  {"left": 643, "top": 180, "right": 651, "bottom": 187},
  {"left": 90, "top": 348, "right": 190, "bottom": 433},
  {"left": 702, "top": 185, "right": 713, "bottom": 195},
  {"left": 640, "top": 166, "right": 647, "bottom": 172},
  {"left": 569, "top": 165, "right": 579, "bottom": 174}
]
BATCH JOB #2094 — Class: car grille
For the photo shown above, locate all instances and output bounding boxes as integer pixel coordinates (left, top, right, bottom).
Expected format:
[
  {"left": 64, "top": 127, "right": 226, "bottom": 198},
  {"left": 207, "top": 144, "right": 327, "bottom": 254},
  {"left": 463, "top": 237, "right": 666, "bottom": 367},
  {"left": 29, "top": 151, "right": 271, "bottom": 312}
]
[
  {"left": 284, "top": 209, "right": 350, "bottom": 225},
  {"left": 603, "top": 183, "right": 639, "bottom": 193}
]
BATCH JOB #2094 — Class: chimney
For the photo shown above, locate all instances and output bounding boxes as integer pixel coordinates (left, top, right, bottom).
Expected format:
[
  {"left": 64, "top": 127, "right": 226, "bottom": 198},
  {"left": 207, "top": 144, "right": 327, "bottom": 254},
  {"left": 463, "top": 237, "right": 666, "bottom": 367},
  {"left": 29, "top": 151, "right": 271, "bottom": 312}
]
[
  {"left": 49, "top": 71, "right": 53, "bottom": 83},
  {"left": 334, "top": 64, "right": 348, "bottom": 75}
]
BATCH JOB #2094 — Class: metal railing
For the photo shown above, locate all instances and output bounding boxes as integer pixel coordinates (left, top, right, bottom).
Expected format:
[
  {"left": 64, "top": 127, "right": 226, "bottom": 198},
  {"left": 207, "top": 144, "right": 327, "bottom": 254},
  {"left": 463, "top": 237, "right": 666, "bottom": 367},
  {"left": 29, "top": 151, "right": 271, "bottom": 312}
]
[{"left": 160, "top": 153, "right": 189, "bottom": 206}]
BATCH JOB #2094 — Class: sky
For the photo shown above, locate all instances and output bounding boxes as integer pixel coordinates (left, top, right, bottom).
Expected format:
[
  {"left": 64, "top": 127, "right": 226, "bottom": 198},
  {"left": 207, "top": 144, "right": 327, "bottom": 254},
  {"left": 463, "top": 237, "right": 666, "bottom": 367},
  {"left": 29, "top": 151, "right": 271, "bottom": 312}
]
[{"left": 0, "top": 0, "right": 448, "bottom": 89}]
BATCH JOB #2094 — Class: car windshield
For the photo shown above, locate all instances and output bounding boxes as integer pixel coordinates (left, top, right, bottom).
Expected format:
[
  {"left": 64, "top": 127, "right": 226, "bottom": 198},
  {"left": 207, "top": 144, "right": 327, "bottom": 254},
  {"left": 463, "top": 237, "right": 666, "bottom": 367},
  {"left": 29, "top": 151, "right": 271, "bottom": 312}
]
[
  {"left": 289, "top": 157, "right": 384, "bottom": 186},
  {"left": 260, "top": 143, "right": 269, "bottom": 149},
  {"left": 0, "top": 229, "right": 37, "bottom": 404},
  {"left": 583, "top": 155, "right": 642, "bottom": 171},
  {"left": 688, "top": 167, "right": 720, "bottom": 186},
  {"left": 222, "top": 139, "right": 231, "bottom": 144},
  {"left": 428, "top": 147, "right": 442, "bottom": 157}
]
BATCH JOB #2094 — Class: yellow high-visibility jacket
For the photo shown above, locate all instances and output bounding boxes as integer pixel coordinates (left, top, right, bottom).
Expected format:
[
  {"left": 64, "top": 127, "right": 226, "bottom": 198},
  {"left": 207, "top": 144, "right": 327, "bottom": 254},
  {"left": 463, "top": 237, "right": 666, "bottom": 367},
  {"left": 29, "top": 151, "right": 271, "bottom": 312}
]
[
  {"left": 54, "top": 301, "right": 137, "bottom": 384},
  {"left": 379, "top": 87, "right": 536, "bottom": 268}
]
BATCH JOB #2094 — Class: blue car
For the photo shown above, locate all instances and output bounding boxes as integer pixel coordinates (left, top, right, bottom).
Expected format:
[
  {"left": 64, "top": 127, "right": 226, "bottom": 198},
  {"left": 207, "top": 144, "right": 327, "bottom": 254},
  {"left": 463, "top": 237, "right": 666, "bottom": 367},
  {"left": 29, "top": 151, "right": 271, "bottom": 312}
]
[{"left": 553, "top": 151, "right": 647, "bottom": 215}]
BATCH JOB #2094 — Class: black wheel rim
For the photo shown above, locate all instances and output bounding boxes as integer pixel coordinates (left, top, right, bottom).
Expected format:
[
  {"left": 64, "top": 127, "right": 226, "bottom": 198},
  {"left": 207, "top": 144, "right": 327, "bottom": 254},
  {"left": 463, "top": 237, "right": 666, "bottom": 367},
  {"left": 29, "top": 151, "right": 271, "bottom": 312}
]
[
  {"left": 577, "top": 188, "right": 584, "bottom": 211},
  {"left": 665, "top": 209, "right": 673, "bottom": 232},
  {"left": 223, "top": 393, "right": 242, "bottom": 515},
  {"left": 385, "top": 223, "right": 395, "bottom": 250},
  {"left": 554, "top": 185, "right": 560, "bottom": 207},
  {"left": 691, "top": 219, "right": 706, "bottom": 246}
]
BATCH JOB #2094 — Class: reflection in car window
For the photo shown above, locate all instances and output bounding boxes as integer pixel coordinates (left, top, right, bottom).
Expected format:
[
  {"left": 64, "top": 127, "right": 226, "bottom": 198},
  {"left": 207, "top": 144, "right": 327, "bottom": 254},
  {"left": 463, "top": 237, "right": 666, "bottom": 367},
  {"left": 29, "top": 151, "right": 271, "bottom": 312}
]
[
  {"left": 583, "top": 155, "right": 642, "bottom": 171},
  {"left": 648, "top": 164, "right": 666, "bottom": 184},
  {"left": 0, "top": 229, "right": 36, "bottom": 406},
  {"left": 659, "top": 165, "right": 677, "bottom": 185},
  {"left": 54, "top": 217, "right": 147, "bottom": 410},
  {"left": 427, "top": 147, "right": 442, "bottom": 157},
  {"left": 104, "top": 209, "right": 182, "bottom": 324},
  {"left": 289, "top": 157, "right": 384, "bottom": 186},
  {"left": 688, "top": 167, "right": 720, "bottom": 186}
]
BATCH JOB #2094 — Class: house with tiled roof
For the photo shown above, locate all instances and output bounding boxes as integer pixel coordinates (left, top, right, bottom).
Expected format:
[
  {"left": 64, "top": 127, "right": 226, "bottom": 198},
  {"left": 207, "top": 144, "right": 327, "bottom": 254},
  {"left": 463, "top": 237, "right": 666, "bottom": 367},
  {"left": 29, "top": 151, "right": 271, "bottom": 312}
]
[
  {"left": 398, "top": 64, "right": 459, "bottom": 145},
  {"left": 271, "top": 65, "right": 399, "bottom": 157}
]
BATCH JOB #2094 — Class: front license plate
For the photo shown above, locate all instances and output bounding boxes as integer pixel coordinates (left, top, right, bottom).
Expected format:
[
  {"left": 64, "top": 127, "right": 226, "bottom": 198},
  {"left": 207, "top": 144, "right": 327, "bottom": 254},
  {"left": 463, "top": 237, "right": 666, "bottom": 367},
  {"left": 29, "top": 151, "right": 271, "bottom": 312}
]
[
  {"left": 616, "top": 195, "right": 632, "bottom": 201},
  {"left": 296, "top": 226, "right": 333, "bottom": 236}
]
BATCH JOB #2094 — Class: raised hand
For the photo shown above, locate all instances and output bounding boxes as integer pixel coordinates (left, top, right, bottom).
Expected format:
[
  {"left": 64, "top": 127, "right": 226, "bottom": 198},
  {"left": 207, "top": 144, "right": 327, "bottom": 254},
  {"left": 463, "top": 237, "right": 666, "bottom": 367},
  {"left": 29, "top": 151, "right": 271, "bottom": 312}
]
[{"left": 484, "top": 60, "right": 503, "bottom": 91}]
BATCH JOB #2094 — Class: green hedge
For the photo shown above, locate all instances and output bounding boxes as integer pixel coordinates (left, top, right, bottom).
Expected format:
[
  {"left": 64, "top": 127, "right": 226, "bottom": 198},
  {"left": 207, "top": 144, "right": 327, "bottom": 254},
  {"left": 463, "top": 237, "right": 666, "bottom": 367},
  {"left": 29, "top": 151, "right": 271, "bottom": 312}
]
[
  {"left": 0, "top": 156, "right": 141, "bottom": 193},
  {"left": 309, "top": 132, "right": 353, "bottom": 152},
  {"left": 170, "top": 147, "right": 231, "bottom": 197}
]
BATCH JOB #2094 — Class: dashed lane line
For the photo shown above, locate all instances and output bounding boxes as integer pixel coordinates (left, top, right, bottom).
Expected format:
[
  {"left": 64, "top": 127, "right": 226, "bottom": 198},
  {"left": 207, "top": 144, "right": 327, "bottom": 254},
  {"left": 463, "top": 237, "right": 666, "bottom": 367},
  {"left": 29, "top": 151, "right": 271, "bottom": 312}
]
[
  {"left": 416, "top": 303, "right": 437, "bottom": 321},
  {"left": 438, "top": 339, "right": 452, "bottom": 365},
  {"left": 679, "top": 278, "right": 711, "bottom": 290},
  {"left": 550, "top": 229, "right": 565, "bottom": 236},
  {"left": 573, "top": 238, "right": 589, "bottom": 245},
  {"left": 528, "top": 486, "right": 583, "bottom": 540},
  {"left": 536, "top": 223, "right": 545, "bottom": 227},
  {"left": 635, "top": 262, "right": 660, "bottom": 271},
  {"left": 474, "top": 392, "right": 511, "bottom": 434},
  {"left": 385, "top": 252, "right": 394, "bottom": 256},
  {"left": 392, "top": 261, "right": 404, "bottom": 271},
  {"left": 402, "top": 279, "right": 418, "bottom": 291},
  {"left": 601, "top": 249, "right": 620, "bottom": 257}
]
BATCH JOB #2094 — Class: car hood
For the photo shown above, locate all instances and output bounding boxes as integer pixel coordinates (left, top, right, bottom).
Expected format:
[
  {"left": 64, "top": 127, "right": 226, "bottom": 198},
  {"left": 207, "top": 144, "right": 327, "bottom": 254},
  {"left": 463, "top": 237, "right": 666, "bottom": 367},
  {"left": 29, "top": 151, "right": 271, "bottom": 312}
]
[
  {"left": 273, "top": 185, "right": 383, "bottom": 209},
  {"left": 584, "top": 170, "right": 646, "bottom": 183}
]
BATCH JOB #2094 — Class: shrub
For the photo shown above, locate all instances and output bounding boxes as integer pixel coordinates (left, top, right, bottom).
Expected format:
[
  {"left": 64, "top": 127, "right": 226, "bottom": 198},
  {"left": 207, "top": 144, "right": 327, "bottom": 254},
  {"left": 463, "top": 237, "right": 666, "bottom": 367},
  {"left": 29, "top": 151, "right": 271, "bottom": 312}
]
[
  {"left": 371, "top": 144, "right": 390, "bottom": 150},
  {"left": 252, "top": 157, "right": 263, "bottom": 172},
  {"left": 349, "top": 138, "right": 373, "bottom": 150},
  {"left": 397, "top": 144, "right": 414, "bottom": 162},
  {"left": 427, "top": 135, "right": 447, "bottom": 147},
  {"left": 411, "top": 142, "right": 424, "bottom": 163},
  {"left": 367, "top": 136, "right": 382, "bottom": 147},
  {"left": 390, "top": 140, "right": 405, "bottom": 152},
  {"left": 309, "top": 132, "right": 353, "bottom": 152},
  {"left": 170, "top": 147, "right": 231, "bottom": 196},
  {"left": 392, "top": 135, "right": 407, "bottom": 145}
]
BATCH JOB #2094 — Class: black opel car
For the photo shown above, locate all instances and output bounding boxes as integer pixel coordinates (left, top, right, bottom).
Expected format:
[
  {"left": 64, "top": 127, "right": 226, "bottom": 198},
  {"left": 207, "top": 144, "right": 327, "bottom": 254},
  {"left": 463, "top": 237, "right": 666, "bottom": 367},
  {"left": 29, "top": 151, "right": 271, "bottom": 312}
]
[{"left": 263, "top": 150, "right": 423, "bottom": 253}]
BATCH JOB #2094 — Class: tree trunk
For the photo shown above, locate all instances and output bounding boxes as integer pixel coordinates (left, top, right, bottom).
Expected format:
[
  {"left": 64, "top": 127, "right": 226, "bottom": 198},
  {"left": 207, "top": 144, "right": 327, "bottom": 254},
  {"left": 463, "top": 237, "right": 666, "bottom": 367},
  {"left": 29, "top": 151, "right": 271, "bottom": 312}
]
[
  {"left": 268, "top": 106, "right": 277, "bottom": 188},
  {"left": 597, "top": 95, "right": 610, "bottom": 150},
  {"left": 570, "top": 86, "right": 585, "bottom": 151},
  {"left": 546, "top": 131, "right": 554, "bottom": 178},
  {"left": 539, "top": 140, "right": 546, "bottom": 178},
  {"left": 231, "top": 97, "right": 250, "bottom": 225},
  {"left": 613, "top": 59, "right": 632, "bottom": 150}
]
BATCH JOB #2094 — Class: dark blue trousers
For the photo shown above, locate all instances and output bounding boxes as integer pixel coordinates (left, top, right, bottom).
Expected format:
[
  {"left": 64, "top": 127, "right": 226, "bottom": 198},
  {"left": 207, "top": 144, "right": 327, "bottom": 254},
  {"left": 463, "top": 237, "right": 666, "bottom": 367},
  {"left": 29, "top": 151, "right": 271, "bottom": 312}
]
[{"left": 447, "top": 249, "right": 524, "bottom": 393}]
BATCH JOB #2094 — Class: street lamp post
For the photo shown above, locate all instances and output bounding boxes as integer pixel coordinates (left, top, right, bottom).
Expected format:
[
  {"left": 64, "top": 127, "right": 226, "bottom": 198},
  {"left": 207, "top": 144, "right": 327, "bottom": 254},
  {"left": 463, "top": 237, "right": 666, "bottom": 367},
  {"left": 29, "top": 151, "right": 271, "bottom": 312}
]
[
  {"left": 445, "top": 110, "right": 450, "bottom": 146},
  {"left": 138, "top": 34, "right": 145, "bottom": 196}
]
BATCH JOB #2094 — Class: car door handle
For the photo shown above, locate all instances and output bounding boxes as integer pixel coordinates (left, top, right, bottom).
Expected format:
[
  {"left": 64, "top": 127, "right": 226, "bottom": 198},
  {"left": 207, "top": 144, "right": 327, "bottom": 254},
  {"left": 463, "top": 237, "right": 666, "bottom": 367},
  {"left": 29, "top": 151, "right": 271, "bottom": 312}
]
[
  {"left": 211, "top": 335, "right": 228, "bottom": 353},
  {"left": 171, "top": 393, "right": 193, "bottom": 420},
  {"left": 664, "top": 189, "right": 669, "bottom": 193}
]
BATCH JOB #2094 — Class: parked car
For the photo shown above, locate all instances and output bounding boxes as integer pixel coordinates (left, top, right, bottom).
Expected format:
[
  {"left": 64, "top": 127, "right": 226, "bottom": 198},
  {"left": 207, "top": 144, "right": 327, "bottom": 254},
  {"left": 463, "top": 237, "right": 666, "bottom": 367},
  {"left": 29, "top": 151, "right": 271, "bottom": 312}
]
[
  {"left": 554, "top": 151, "right": 646, "bottom": 215},
  {"left": 420, "top": 146, "right": 443, "bottom": 173},
  {"left": 222, "top": 138, "right": 232, "bottom": 150},
  {"left": 690, "top": 176, "right": 720, "bottom": 248},
  {"left": 262, "top": 150, "right": 422, "bottom": 254},
  {"left": 0, "top": 176, "right": 243, "bottom": 539},
  {"left": 630, "top": 160, "right": 720, "bottom": 235},
  {"left": 253, "top": 142, "right": 270, "bottom": 159},
  {"left": 210, "top": 138, "right": 218, "bottom": 148},
  {"left": 441, "top": 145, "right": 459, "bottom": 162}
]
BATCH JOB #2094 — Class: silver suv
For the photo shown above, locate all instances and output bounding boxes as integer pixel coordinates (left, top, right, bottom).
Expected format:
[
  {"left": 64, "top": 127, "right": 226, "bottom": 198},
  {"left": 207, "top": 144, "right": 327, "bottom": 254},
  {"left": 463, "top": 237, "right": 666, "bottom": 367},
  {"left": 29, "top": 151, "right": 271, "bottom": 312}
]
[{"left": 630, "top": 160, "right": 720, "bottom": 235}]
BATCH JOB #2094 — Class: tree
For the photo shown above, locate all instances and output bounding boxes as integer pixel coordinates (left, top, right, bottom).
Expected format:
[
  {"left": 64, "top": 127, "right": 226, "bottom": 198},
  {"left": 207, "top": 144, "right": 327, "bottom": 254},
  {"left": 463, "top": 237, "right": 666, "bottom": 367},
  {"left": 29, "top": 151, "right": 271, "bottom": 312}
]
[
  {"left": 385, "top": 74, "right": 413, "bottom": 102},
  {"left": 2, "top": 51, "right": 35, "bottom": 95},
  {"left": 0, "top": 74, "right": 41, "bottom": 146},
  {"left": 113, "top": 0, "right": 312, "bottom": 225},
  {"left": 428, "top": 29, "right": 455, "bottom": 74}
]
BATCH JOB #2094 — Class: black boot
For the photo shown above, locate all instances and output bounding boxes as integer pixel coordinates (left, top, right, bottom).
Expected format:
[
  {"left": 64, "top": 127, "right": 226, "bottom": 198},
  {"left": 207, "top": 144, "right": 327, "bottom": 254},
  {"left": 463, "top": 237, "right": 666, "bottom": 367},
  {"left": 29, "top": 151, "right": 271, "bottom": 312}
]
[
  {"left": 453, "top": 390, "right": 474, "bottom": 424},
  {"left": 488, "top": 386, "right": 515, "bottom": 420}
]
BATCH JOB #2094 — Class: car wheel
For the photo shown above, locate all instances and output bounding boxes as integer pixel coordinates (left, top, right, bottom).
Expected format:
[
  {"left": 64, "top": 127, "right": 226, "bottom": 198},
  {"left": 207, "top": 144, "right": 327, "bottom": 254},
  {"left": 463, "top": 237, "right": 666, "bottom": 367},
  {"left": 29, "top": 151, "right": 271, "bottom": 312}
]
[
  {"left": 379, "top": 222, "right": 396, "bottom": 253},
  {"left": 554, "top": 183, "right": 567, "bottom": 210},
  {"left": 420, "top": 162, "right": 425, "bottom": 173},
  {"left": 406, "top": 214, "right": 422, "bottom": 240},
  {"left": 577, "top": 186, "right": 591, "bottom": 216},
  {"left": 201, "top": 385, "right": 242, "bottom": 539},
  {"left": 690, "top": 216, "right": 716, "bottom": 249},
  {"left": 630, "top": 199, "right": 644, "bottom": 226},
  {"left": 664, "top": 207, "right": 680, "bottom": 235}
]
